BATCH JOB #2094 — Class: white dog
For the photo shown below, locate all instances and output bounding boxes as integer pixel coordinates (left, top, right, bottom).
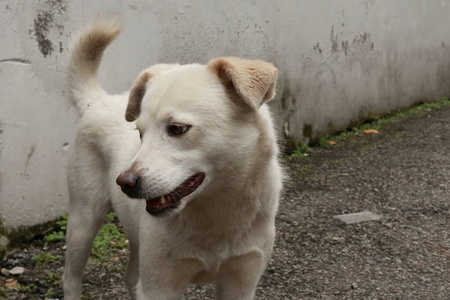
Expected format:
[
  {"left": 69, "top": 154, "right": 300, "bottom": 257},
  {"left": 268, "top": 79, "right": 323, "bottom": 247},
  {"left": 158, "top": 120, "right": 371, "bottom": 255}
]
[{"left": 63, "top": 18, "right": 282, "bottom": 300}]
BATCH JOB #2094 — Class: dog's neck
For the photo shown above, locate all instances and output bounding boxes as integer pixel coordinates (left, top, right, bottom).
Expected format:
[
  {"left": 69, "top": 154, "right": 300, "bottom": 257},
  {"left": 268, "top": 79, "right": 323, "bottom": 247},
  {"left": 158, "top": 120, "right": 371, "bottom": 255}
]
[{"left": 172, "top": 152, "right": 279, "bottom": 248}]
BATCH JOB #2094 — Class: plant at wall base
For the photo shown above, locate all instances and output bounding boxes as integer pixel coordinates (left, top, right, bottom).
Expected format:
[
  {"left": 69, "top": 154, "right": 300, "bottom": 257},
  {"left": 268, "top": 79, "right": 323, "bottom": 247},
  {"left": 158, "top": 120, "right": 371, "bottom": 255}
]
[
  {"left": 290, "top": 144, "right": 313, "bottom": 159},
  {"left": 44, "top": 214, "right": 67, "bottom": 245},
  {"left": 319, "top": 122, "right": 378, "bottom": 147},
  {"left": 319, "top": 97, "right": 450, "bottom": 147}
]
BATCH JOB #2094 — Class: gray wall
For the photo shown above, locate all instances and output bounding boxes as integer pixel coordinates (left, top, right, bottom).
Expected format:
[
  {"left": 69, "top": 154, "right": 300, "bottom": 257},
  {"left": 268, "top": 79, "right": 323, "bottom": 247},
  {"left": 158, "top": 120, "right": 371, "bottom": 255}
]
[{"left": 0, "top": 0, "right": 449, "bottom": 234}]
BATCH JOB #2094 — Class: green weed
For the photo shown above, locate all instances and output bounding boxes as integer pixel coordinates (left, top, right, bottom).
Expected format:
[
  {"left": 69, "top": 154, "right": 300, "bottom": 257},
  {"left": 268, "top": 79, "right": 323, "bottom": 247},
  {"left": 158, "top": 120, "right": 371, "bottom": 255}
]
[
  {"left": 45, "top": 271, "right": 62, "bottom": 286},
  {"left": 43, "top": 212, "right": 127, "bottom": 264},
  {"left": 33, "top": 251, "right": 62, "bottom": 267},
  {"left": 45, "top": 290, "right": 57, "bottom": 297},
  {"left": 18, "top": 283, "right": 38, "bottom": 293},
  {"left": 0, "top": 287, "right": 10, "bottom": 298},
  {"left": 44, "top": 214, "right": 67, "bottom": 244},
  {"left": 91, "top": 212, "right": 127, "bottom": 261},
  {"left": 290, "top": 144, "right": 313, "bottom": 158}
]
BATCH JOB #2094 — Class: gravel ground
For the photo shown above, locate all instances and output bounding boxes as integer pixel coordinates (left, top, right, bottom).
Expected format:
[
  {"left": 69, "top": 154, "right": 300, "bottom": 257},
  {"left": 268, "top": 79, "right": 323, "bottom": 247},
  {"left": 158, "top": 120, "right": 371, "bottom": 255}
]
[{"left": 2, "top": 105, "right": 449, "bottom": 299}]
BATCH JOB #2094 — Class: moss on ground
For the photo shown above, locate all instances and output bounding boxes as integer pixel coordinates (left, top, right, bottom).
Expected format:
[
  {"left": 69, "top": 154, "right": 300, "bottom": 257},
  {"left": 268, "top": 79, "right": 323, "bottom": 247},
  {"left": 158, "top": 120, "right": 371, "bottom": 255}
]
[{"left": 0, "top": 219, "right": 57, "bottom": 261}]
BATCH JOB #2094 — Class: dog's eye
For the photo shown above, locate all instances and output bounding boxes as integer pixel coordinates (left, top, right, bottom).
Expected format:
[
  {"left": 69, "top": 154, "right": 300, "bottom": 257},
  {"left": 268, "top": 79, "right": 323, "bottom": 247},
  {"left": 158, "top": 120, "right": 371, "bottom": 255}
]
[{"left": 167, "top": 123, "right": 191, "bottom": 136}]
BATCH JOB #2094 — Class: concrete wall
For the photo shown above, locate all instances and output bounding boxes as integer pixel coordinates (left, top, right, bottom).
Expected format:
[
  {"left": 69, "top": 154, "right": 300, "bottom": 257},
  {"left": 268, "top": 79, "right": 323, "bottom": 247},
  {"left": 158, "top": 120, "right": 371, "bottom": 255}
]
[{"left": 0, "top": 0, "right": 449, "bottom": 235}]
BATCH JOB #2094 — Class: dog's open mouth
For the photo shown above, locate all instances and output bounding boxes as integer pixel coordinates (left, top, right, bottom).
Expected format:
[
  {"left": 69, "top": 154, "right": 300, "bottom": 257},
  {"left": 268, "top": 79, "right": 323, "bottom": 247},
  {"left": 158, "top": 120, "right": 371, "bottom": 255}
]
[{"left": 145, "top": 172, "right": 205, "bottom": 215}]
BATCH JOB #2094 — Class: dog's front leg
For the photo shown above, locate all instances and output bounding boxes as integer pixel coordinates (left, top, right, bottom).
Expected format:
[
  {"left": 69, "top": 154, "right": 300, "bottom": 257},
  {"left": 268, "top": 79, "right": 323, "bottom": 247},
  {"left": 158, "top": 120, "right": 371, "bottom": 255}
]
[
  {"left": 135, "top": 257, "right": 204, "bottom": 300},
  {"left": 216, "top": 251, "right": 266, "bottom": 300},
  {"left": 135, "top": 280, "right": 184, "bottom": 300}
]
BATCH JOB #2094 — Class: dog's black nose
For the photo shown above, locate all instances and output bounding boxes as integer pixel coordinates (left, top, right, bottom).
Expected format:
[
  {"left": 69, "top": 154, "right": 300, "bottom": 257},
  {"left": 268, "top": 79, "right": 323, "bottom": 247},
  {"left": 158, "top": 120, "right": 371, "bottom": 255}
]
[
  {"left": 116, "top": 172, "right": 140, "bottom": 190},
  {"left": 116, "top": 171, "right": 142, "bottom": 198}
]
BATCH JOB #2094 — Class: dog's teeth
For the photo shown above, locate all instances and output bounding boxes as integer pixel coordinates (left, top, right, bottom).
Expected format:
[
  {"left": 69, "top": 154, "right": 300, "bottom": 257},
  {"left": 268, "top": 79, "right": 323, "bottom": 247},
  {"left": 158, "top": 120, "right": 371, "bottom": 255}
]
[{"left": 160, "top": 197, "right": 166, "bottom": 205}]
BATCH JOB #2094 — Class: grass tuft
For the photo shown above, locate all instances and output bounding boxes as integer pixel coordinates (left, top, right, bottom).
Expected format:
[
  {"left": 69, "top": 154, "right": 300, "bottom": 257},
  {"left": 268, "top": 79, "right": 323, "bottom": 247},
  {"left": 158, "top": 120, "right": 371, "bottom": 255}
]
[
  {"left": 91, "top": 213, "right": 127, "bottom": 261},
  {"left": 41, "top": 212, "right": 127, "bottom": 263},
  {"left": 290, "top": 144, "right": 313, "bottom": 158},
  {"left": 32, "top": 251, "right": 62, "bottom": 267},
  {"left": 44, "top": 214, "right": 67, "bottom": 245}
]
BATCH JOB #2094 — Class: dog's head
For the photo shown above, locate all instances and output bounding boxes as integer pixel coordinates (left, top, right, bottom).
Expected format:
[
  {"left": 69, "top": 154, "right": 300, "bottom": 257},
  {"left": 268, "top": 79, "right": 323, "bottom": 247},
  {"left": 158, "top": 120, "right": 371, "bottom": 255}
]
[{"left": 116, "top": 57, "right": 278, "bottom": 216}]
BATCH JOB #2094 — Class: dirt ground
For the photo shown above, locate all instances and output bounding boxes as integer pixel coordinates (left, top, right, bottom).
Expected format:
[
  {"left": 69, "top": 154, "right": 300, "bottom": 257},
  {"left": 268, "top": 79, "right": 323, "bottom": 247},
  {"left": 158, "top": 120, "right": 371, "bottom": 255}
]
[{"left": 2, "top": 105, "right": 449, "bottom": 299}]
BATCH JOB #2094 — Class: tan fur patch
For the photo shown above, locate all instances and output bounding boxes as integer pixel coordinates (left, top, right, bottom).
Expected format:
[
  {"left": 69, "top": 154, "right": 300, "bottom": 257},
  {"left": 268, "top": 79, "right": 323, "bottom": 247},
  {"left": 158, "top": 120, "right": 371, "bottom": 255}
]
[
  {"left": 126, "top": 72, "right": 152, "bottom": 121},
  {"left": 208, "top": 57, "right": 278, "bottom": 110}
]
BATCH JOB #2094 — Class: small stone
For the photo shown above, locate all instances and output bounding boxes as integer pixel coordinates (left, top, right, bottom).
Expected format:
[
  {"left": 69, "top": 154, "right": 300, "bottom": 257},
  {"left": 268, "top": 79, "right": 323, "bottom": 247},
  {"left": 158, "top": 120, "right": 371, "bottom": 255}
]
[
  {"left": 9, "top": 266, "right": 25, "bottom": 275},
  {"left": 334, "top": 211, "right": 382, "bottom": 224},
  {"left": 5, "top": 278, "right": 18, "bottom": 289}
]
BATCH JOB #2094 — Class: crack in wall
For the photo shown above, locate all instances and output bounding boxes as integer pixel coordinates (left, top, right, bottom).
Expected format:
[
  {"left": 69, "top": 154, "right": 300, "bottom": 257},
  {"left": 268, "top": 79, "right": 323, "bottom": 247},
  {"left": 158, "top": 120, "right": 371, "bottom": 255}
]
[
  {"left": 0, "top": 58, "right": 31, "bottom": 65},
  {"left": 24, "top": 146, "right": 36, "bottom": 175}
]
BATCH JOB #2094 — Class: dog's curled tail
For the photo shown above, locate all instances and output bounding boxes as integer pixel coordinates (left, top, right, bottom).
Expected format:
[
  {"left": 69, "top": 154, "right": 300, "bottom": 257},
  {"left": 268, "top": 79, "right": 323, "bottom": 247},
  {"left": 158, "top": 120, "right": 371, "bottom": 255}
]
[{"left": 67, "top": 17, "right": 122, "bottom": 115}]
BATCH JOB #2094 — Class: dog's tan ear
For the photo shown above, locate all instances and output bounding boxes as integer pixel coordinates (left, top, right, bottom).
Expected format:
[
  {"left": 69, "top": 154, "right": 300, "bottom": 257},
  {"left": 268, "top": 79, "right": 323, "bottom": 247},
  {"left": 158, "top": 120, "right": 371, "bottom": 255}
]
[
  {"left": 126, "top": 64, "right": 180, "bottom": 121},
  {"left": 126, "top": 71, "right": 152, "bottom": 121},
  {"left": 207, "top": 57, "right": 278, "bottom": 110}
]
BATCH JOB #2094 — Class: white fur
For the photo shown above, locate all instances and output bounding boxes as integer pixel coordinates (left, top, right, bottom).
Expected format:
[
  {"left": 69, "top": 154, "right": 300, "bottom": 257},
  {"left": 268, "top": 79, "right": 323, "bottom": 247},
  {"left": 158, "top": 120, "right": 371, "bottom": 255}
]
[{"left": 63, "top": 18, "right": 282, "bottom": 300}]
